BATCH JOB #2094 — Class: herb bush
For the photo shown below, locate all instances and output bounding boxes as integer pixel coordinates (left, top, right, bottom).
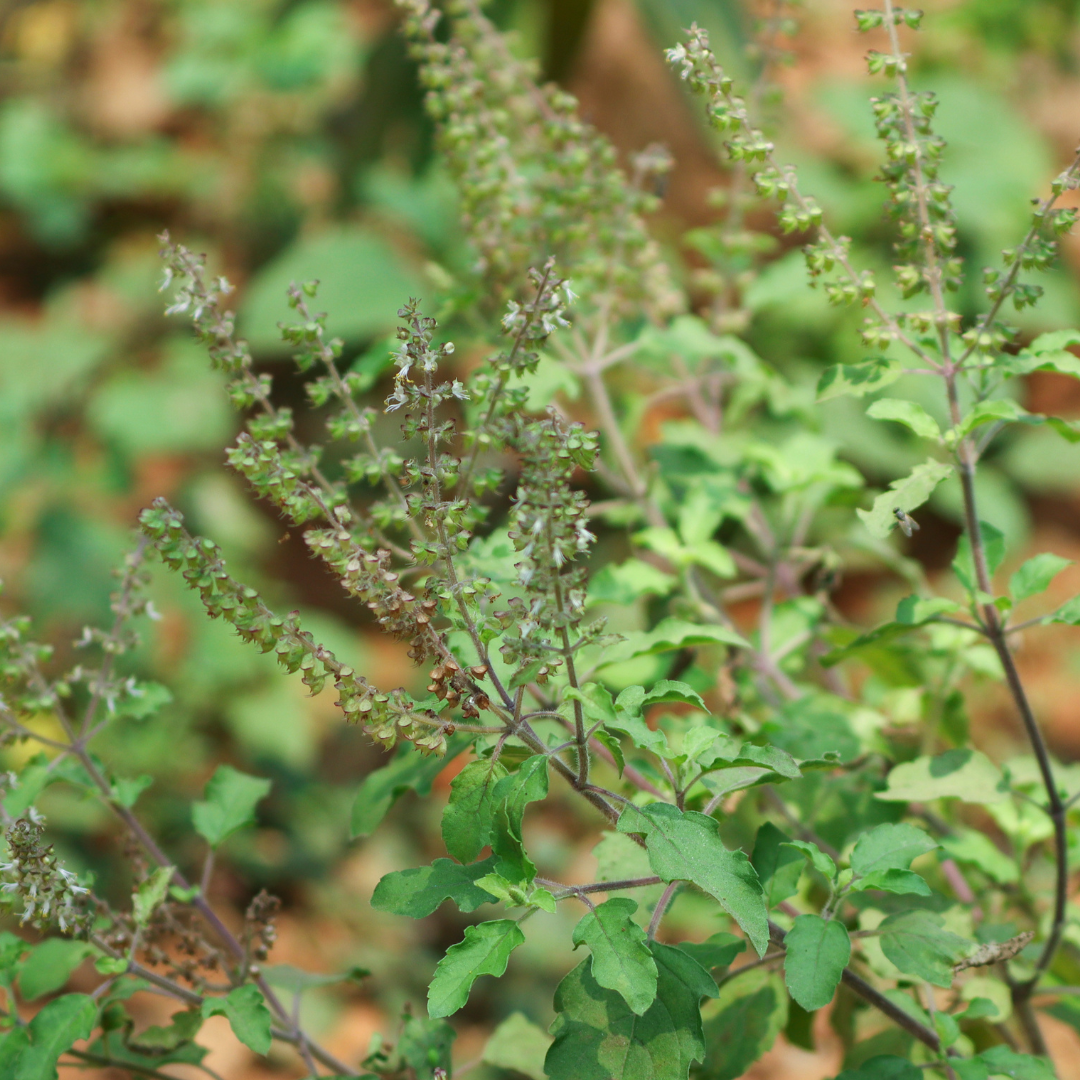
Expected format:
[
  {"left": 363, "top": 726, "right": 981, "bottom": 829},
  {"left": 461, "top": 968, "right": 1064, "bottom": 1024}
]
[{"left": 3, "top": 1, "right": 1080, "bottom": 1078}]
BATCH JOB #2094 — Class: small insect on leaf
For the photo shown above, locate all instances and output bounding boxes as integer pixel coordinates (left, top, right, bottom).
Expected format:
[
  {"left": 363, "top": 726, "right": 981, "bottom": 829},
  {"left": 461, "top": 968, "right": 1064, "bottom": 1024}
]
[{"left": 893, "top": 508, "right": 920, "bottom": 537}]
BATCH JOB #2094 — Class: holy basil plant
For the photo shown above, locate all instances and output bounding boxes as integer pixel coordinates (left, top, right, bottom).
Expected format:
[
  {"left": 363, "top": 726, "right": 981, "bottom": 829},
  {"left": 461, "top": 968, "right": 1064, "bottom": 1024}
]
[{"left": 1, "top": 0, "right": 1079, "bottom": 1078}]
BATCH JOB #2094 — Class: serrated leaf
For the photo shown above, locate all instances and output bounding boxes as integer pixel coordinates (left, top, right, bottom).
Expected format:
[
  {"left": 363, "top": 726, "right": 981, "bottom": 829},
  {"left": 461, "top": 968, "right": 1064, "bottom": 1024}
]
[
  {"left": 1010, "top": 553, "right": 1072, "bottom": 602},
  {"left": 202, "top": 984, "right": 272, "bottom": 1055},
  {"left": 698, "top": 967, "right": 787, "bottom": 1080},
  {"left": 877, "top": 910, "right": 974, "bottom": 987},
  {"left": 676, "top": 932, "right": 745, "bottom": 972},
  {"left": 192, "top": 765, "right": 271, "bottom": 849},
  {"left": 482, "top": 1012, "right": 552, "bottom": 1080},
  {"left": 867, "top": 398, "right": 942, "bottom": 440},
  {"left": 351, "top": 734, "right": 470, "bottom": 838},
  {"left": 12, "top": 993, "right": 97, "bottom": 1080},
  {"left": 617, "top": 803, "right": 768, "bottom": 957},
  {"left": 545, "top": 942, "right": 714, "bottom": 1080},
  {"left": 428, "top": 920, "right": 525, "bottom": 1018},
  {"left": 442, "top": 759, "right": 507, "bottom": 864},
  {"left": 18, "top": 939, "right": 97, "bottom": 1001},
  {"left": 816, "top": 357, "right": 901, "bottom": 402},
  {"left": 877, "top": 749, "right": 1008, "bottom": 804},
  {"left": 752, "top": 823, "right": 803, "bottom": 909},
  {"left": 371, "top": 856, "right": 499, "bottom": 917},
  {"left": 856, "top": 460, "right": 953, "bottom": 539},
  {"left": 572, "top": 898, "right": 658, "bottom": 1015},
  {"left": 851, "top": 823, "right": 937, "bottom": 877},
  {"left": 133, "top": 865, "right": 174, "bottom": 928},
  {"left": 784, "top": 914, "right": 850, "bottom": 1011}
]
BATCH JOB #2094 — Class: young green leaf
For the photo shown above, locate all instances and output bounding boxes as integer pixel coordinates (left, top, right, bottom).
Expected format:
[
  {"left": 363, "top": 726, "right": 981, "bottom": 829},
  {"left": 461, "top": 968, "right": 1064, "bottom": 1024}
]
[
  {"left": 588, "top": 558, "right": 677, "bottom": 605},
  {"left": 545, "top": 942, "right": 715, "bottom": 1080},
  {"left": 617, "top": 802, "right": 769, "bottom": 956},
  {"left": 133, "top": 865, "right": 175, "bottom": 928},
  {"left": 850, "top": 823, "right": 937, "bottom": 877},
  {"left": 877, "top": 910, "right": 974, "bottom": 987},
  {"left": 202, "top": 984, "right": 272, "bottom": 1055},
  {"left": 977, "top": 1045, "right": 1056, "bottom": 1080},
  {"left": 856, "top": 459, "right": 953, "bottom": 540},
  {"left": 832, "top": 1055, "right": 922, "bottom": 1080},
  {"left": 955, "top": 397, "right": 1028, "bottom": 438},
  {"left": 953, "top": 521, "right": 1006, "bottom": 590},
  {"left": 482, "top": 1012, "right": 553, "bottom": 1080},
  {"left": 442, "top": 759, "right": 507, "bottom": 863},
  {"left": 849, "top": 868, "right": 930, "bottom": 896},
  {"left": 1010, "top": 553, "right": 1072, "bottom": 602},
  {"left": 600, "top": 616, "right": 750, "bottom": 665},
  {"left": 427, "top": 919, "right": 525, "bottom": 1018},
  {"left": 371, "top": 856, "right": 500, "bottom": 918},
  {"left": 572, "top": 897, "right": 658, "bottom": 1015},
  {"left": 866, "top": 398, "right": 942, "bottom": 441},
  {"left": 192, "top": 765, "right": 271, "bottom": 849},
  {"left": 939, "top": 829, "right": 1018, "bottom": 884},
  {"left": 783, "top": 914, "right": 850, "bottom": 1011}
]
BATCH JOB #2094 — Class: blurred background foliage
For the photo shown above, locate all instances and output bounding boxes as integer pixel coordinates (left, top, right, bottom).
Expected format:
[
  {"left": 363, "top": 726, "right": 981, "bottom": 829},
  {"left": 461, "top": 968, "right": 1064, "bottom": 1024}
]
[{"left": 4, "top": 0, "right": 1080, "bottom": 1075}]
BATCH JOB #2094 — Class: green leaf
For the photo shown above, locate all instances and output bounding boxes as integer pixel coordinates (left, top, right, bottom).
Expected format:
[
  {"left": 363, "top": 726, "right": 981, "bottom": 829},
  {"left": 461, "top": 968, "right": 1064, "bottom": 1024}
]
[
  {"left": 3, "top": 758, "right": 53, "bottom": 818},
  {"left": 133, "top": 865, "right": 174, "bottom": 928},
  {"left": 954, "top": 521, "right": 1007, "bottom": 590},
  {"left": 572, "top": 898, "right": 658, "bottom": 1015},
  {"left": 781, "top": 839, "right": 837, "bottom": 882},
  {"left": 832, "top": 1056, "right": 922, "bottom": 1080},
  {"left": 856, "top": 460, "right": 953, "bottom": 539},
  {"left": 877, "top": 749, "right": 1008, "bottom": 804},
  {"left": 191, "top": 765, "right": 271, "bottom": 849},
  {"left": 956, "top": 397, "right": 1029, "bottom": 437},
  {"left": 977, "top": 1046, "right": 1056, "bottom": 1080},
  {"left": 545, "top": 943, "right": 715, "bottom": 1080},
  {"left": 698, "top": 967, "right": 787, "bottom": 1080},
  {"left": 481, "top": 1012, "right": 553, "bottom": 1080},
  {"left": 371, "top": 856, "right": 499, "bottom": 918},
  {"left": 877, "top": 910, "right": 974, "bottom": 987},
  {"left": 427, "top": 919, "right": 525, "bottom": 1018},
  {"left": 111, "top": 774, "right": 153, "bottom": 809},
  {"left": 128, "top": 1009, "right": 202, "bottom": 1053},
  {"left": 816, "top": 357, "right": 901, "bottom": 402},
  {"left": 851, "top": 823, "right": 937, "bottom": 877},
  {"left": 202, "top": 984, "right": 272, "bottom": 1055},
  {"left": 783, "top": 914, "right": 850, "bottom": 1011},
  {"left": 12, "top": 993, "right": 97, "bottom": 1080},
  {"left": 600, "top": 617, "right": 750, "bottom": 665},
  {"left": 867, "top": 398, "right": 942, "bottom": 441},
  {"left": 18, "top": 939, "right": 97, "bottom": 1001},
  {"left": 442, "top": 759, "right": 507, "bottom": 864},
  {"left": 617, "top": 802, "right": 768, "bottom": 956},
  {"left": 939, "top": 829, "right": 1018, "bottom": 884},
  {"left": 351, "top": 735, "right": 470, "bottom": 838},
  {"left": 1010, "top": 553, "right": 1072, "bottom": 602},
  {"left": 488, "top": 754, "right": 549, "bottom": 883},
  {"left": 849, "top": 868, "right": 931, "bottom": 896},
  {"left": 676, "top": 932, "right": 745, "bottom": 973},
  {"left": 589, "top": 559, "right": 677, "bottom": 605},
  {"left": 752, "top": 823, "right": 803, "bottom": 909},
  {"left": 895, "top": 595, "right": 962, "bottom": 625}
]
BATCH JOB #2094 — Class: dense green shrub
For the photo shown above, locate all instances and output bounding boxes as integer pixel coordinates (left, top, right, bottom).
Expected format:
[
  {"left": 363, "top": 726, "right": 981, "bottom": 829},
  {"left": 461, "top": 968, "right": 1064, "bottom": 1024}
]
[{"left": 3, "top": 1, "right": 1080, "bottom": 1078}]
